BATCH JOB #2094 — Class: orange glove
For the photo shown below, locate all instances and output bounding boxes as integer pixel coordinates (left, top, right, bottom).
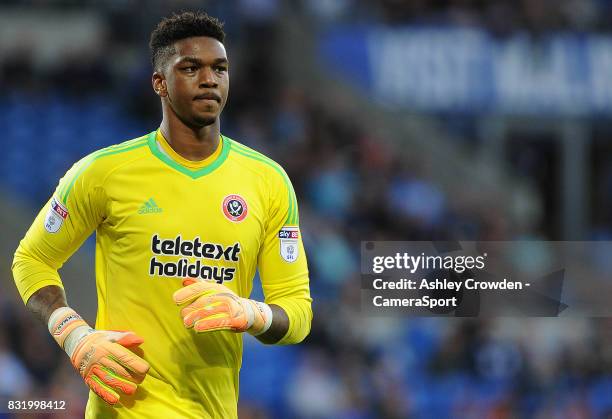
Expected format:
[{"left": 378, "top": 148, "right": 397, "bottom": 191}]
[
  {"left": 48, "top": 307, "right": 150, "bottom": 405},
  {"left": 173, "top": 280, "right": 272, "bottom": 335}
]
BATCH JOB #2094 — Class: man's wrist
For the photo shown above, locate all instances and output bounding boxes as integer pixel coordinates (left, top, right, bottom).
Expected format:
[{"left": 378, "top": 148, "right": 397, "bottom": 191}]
[
  {"left": 25, "top": 285, "right": 68, "bottom": 325},
  {"left": 255, "top": 304, "right": 290, "bottom": 344}
]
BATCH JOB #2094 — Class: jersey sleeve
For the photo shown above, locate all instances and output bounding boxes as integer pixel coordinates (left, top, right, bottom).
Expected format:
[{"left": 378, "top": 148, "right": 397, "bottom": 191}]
[
  {"left": 12, "top": 156, "right": 107, "bottom": 304},
  {"left": 257, "top": 169, "right": 312, "bottom": 345}
]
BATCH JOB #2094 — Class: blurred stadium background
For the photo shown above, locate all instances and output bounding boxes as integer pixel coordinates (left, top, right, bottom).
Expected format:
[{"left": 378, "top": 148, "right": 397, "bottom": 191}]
[{"left": 1, "top": 1, "right": 612, "bottom": 418}]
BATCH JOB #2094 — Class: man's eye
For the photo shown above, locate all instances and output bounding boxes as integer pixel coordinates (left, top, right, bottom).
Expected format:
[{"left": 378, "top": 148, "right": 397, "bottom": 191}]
[
  {"left": 215, "top": 66, "right": 227, "bottom": 73},
  {"left": 183, "top": 66, "right": 197, "bottom": 72}
]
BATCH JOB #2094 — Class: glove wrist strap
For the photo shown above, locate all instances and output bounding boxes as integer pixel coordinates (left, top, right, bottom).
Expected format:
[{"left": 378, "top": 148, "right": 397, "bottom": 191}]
[
  {"left": 245, "top": 300, "right": 273, "bottom": 336},
  {"left": 47, "top": 307, "right": 92, "bottom": 356}
]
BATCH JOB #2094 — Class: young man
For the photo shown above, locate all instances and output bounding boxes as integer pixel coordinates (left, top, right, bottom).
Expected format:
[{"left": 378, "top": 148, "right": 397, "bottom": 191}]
[{"left": 12, "top": 11, "right": 312, "bottom": 418}]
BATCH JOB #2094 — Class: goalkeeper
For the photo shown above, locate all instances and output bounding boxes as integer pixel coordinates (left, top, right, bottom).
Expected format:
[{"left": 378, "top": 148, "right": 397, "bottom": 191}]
[{"left": 12, "top": 11, "right": 312, "bottom": 419}]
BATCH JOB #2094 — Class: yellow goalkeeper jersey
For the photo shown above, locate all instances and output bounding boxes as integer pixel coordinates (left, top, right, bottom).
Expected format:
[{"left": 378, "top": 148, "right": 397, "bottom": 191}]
[{"left": 12, "top": 130, "right": 312, "bottom": 419}]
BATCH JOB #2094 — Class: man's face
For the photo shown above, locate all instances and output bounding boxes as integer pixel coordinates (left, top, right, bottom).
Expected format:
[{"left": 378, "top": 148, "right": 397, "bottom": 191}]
[{"left": 155, "top": 36, "right": 229, "bottom": 127}]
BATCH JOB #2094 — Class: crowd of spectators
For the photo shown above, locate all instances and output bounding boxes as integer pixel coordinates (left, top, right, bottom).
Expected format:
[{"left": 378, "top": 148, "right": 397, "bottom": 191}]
[
  {"left": 306, "top": 0, "right": 612, "bottom": 35},
  {"left": 1, "top": 2, "right": 612, "bottom": 418}
]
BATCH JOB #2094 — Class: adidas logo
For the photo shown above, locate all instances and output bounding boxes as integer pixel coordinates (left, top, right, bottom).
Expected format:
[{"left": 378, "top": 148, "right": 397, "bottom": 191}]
[{"left": 138, "top": 198, "right": 163, "bottom": 214}]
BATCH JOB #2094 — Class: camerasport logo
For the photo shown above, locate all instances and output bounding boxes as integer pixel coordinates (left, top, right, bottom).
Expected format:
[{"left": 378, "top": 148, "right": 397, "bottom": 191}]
[
  {"left": 222, "top": 195, "right": 248, "bottom": 222},
  {"left": 44, "top": 197, "right": 68, "bottom": 233}
]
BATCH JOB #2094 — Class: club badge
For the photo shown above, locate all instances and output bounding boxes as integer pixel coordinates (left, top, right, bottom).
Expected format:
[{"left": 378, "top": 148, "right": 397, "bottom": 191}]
[{"left": 222, "top": 194, "right": 248, "bottom": 222}]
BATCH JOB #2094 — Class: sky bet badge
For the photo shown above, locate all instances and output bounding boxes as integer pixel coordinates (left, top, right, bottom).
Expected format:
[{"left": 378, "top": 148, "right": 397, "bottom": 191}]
[
  {"left": 44, "top": 197, "right": 68, "bottom": 233},
  {"left": 279, "top": 226, "right": 299, "bottom": 262}
]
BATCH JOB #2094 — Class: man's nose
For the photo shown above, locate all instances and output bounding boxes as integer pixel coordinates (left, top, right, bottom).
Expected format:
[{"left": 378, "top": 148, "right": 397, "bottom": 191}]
[{"left": 199, "top": 67, "right": 217, "bottom": 87}]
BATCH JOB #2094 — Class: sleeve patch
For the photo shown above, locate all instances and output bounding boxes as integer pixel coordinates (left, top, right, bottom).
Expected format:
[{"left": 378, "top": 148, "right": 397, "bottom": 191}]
[
  {"left": 279, "top": 226, "right": 299, "bottom": 263},
  {"left": 44, "top": 197, "right": 68, "bottom": 233}
]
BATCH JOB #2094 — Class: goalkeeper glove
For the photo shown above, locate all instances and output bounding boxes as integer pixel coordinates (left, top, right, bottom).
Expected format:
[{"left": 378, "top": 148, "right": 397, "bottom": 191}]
[
  {"left": 48, "top": 307, "right": 150, "bottom": 405},
  {"left": 173, "top": 280, "right": 273, "bottom": 335}
]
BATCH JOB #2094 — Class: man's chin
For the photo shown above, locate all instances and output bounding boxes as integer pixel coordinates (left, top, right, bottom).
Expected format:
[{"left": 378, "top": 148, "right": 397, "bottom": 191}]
[{"left": 193, "top": 115, "right": 217, "bottom": 127}]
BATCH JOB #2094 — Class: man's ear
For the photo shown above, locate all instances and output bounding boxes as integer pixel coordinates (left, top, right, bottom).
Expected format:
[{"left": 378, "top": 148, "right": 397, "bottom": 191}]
[{"left": 152, "top": 72, "right": 167, "bottom": 97}]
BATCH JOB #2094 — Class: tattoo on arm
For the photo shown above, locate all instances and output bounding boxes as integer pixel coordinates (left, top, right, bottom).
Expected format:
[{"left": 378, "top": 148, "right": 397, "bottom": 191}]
[
  {"left": 25, "top": 285, "right": 67, "bottom": 325},
  {"left": 255, "top": 304, "right": 289, "bottom": 344}
]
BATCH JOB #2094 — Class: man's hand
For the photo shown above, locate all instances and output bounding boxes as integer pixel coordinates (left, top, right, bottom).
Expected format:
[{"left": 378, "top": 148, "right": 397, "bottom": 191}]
[
  {"left": 173, "top": 280, "right": 272, "bottom": 335},
  {"left": 48, "top": 307, "right": 150, "bottom": 405}
]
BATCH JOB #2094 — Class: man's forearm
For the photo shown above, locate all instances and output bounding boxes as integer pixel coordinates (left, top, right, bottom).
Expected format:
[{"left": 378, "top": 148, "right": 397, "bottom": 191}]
[
  {"left": 25, "top": 285, "right": 67, "bottom": 324},
  {"left": 255, "top": 304, "right": 289, "bottom": 344}
]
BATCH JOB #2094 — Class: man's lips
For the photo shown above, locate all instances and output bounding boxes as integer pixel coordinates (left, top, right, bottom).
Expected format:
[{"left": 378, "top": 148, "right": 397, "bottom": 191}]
[{"left": 194, "top": 93, "right": 221, "bottom": 102}]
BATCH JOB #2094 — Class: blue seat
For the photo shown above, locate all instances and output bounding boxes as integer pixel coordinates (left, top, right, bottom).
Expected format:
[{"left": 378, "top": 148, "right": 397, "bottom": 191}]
[{"left": 241, "top": 335, "right": 297, "bottom": 412}]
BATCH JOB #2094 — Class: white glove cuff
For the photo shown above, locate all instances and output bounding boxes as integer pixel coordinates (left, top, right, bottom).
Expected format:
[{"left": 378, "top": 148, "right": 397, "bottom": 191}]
[
  {"left": 63, "top": 325, "right": 95, "bottom": 358},
  {"left": 251, "top": 301, "right": 273, "bottom": 336},
  {"left": 243, "top": 299, "right": 255, "bottom": 329}
]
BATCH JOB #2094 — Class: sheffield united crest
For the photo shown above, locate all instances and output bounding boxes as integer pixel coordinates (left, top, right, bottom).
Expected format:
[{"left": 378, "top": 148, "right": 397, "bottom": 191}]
[{"left": 222, "top": 194, "right": 248, "bottom": 222}]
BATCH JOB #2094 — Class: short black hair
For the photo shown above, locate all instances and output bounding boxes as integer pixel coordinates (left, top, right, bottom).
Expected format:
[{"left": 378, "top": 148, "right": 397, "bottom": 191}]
[{"left": 149, "top": 11, "right": 225, "bottom": 71}]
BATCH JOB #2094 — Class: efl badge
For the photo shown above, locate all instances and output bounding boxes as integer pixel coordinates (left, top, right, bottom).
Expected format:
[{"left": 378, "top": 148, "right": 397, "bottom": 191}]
[
  {"left": 44, "top": 197, "right": 68, "bottom": 233},
  {"left": 222, "top": 195, "right": 248, "bottom": 222},
  {"left": 279, "top": 226, "right": 299, "bottom": 263}
]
